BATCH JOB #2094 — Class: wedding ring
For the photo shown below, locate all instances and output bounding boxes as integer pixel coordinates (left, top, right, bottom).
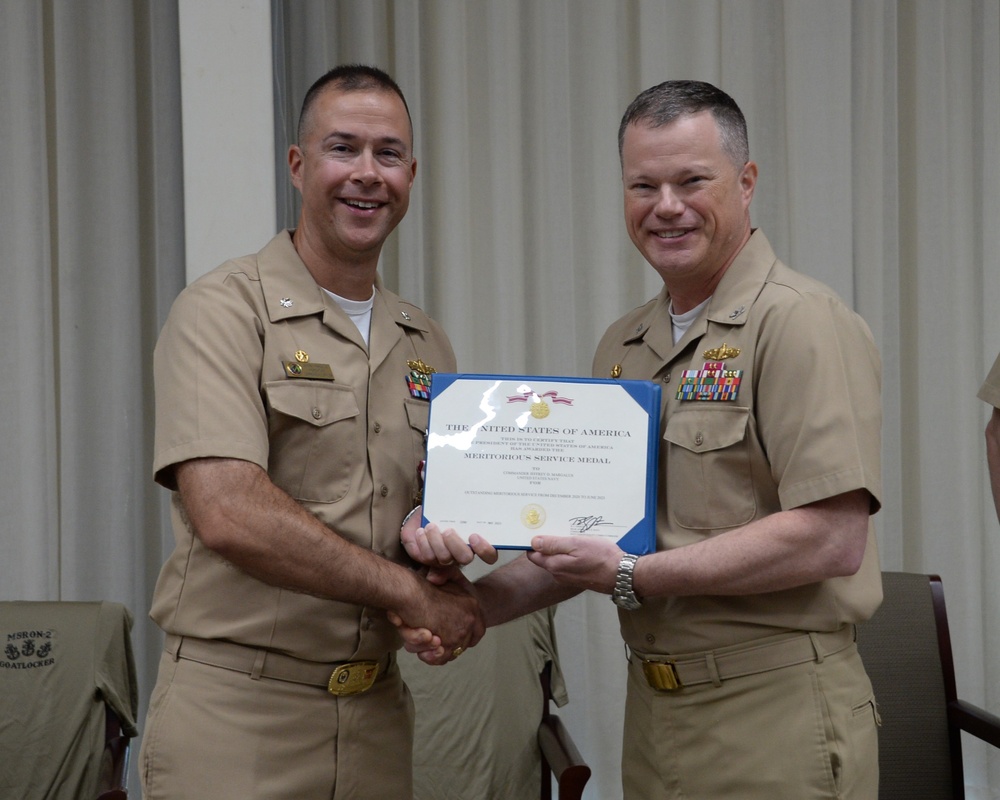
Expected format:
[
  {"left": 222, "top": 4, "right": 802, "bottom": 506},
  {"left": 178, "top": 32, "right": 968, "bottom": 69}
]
[{"left": 452, "top": 646, "right": 464, "bottom": 658}]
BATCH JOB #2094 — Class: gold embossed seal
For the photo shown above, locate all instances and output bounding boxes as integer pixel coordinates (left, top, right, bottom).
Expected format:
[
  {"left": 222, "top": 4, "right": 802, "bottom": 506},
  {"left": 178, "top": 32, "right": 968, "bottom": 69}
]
[{"left": 520, "top": 504, "right": 546, "bottom": 529}]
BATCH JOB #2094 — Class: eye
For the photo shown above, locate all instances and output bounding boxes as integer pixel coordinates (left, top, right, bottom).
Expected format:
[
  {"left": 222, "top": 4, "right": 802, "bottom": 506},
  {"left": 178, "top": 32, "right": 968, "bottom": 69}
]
[{"left": 378, "top": 149, "right": 406, "bottom": 164}]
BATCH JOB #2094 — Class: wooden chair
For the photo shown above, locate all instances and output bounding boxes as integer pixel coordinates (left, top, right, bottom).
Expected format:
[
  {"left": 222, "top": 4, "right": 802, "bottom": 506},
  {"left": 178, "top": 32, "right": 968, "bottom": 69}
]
[
  {"left": 539, "top": 660, "right": 591, "bottom": 800},
  {"left": 855, "top": 572, "right": 1000, "bottom": 799},
  {"left": 399, "top": 604, "right": 591, "bottom": 800},
  {"left": 96, "top": 705, "right": 132, "bottom": 800},
  {"left": 0, "top": 601, "right": 137, "bottom": 800}
]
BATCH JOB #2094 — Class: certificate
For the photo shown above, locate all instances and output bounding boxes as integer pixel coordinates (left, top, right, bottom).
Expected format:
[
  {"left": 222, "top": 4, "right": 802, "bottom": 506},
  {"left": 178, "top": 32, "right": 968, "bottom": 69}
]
[{"left": 421, "top": 374, "right": 660, "bottom": 554}]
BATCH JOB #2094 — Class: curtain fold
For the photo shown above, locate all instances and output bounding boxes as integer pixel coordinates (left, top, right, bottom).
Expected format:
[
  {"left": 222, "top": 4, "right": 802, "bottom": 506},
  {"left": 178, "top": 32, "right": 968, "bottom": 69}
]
[
  {"left": 0, "top": 2, "right": 184, "bottom": 790},
  {"left": 274, "top": 2, "right": 1000, "bottom": 797}
]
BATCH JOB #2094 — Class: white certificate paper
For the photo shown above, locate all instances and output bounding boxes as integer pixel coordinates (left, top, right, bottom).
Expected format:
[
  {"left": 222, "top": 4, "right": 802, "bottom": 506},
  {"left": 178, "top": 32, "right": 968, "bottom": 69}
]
[{"left": 421, "top": 375, "right": 660, "bottom": 553}]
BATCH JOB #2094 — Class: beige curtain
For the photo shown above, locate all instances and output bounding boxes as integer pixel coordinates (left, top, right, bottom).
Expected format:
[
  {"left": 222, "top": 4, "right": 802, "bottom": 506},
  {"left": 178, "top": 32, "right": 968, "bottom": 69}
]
[
  {"left": 274, "top": 2, "right": 1000, "bottom": 797},
  {"left": 0, "top": 0, "right": 184, "bottom": 790},
  {"left": 3, "top": 1, "right": 998, "bottom": 798}
]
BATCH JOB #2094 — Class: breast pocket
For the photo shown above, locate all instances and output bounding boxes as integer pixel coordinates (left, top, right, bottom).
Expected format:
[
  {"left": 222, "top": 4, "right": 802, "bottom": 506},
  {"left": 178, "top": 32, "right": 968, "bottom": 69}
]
[
  {"left": 264, "top": 381, "right": 361, "bottom": 503},
  {"left": 404, "top": 398, "right": 430, "bottom": 468},
  {"left": 664, "top": 406, "right": 755, "bottom": 530}
]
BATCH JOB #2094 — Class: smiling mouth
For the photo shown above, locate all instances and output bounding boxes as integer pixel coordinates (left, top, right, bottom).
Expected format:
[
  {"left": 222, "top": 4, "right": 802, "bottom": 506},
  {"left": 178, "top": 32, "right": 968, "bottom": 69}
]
[
  {"left": 343, "top": 199, "right": 383, "bottom": 210},
  {"left": 655, "top": 230, "right": 688, "bottom": 239}
]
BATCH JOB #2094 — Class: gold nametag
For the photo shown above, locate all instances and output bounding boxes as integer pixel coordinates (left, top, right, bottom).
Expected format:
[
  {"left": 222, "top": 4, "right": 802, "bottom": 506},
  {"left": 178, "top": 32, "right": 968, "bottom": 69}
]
[
  {"left": 283, "top": 361, "right": 335, "bottom": 381},
  {"left": 327, "top": 661, "right": 380, "bottom": 696}
]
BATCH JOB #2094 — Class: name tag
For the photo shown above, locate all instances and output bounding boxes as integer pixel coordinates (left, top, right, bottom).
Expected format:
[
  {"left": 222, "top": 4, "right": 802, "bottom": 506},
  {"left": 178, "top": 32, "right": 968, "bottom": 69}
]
[{"left": 283, "top": 361, "right": 335, "bottom": 381}]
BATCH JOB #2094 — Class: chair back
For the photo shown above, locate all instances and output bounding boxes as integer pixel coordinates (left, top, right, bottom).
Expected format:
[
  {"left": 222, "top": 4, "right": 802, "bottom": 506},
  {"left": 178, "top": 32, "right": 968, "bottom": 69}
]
[
  {"left": 856, "top": 572, "right": 960, "bottom": 800},
  {"left": 0, "top": 601, "right": 137, "bottom": 799}
]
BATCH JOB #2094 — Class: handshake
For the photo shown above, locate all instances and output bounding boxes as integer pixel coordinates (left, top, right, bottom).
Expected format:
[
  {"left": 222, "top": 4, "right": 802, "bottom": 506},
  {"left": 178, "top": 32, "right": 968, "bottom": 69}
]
[{"left": 389, "top": 507, "right": 627, "bottom": 665}]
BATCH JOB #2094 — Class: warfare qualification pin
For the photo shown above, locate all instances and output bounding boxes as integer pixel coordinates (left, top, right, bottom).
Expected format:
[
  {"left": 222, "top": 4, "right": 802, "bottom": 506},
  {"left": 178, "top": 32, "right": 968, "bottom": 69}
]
[
  {"left": 406, "top": 359, "right": 436, "bottom": 375},
  {"left": 703, "top": 343, "right": 741, "bottom": 361}
]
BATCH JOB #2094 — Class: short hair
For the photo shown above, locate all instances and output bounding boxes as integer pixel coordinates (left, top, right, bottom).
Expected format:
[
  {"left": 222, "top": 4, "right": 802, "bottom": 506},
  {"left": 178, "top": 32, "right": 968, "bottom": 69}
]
[
  {"left": 296, "top": 64, "right": 413, "bottom": 145},
  {"left": 618, "top": 80, "right": 749, "bottom": 168}
]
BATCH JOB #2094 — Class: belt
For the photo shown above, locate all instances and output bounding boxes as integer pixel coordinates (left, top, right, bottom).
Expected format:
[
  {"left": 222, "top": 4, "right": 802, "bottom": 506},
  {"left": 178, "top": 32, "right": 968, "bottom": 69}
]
[
  {"left": 632, "top": 626, "right": 856, "bottom": 691},
  {"left": 165, "top": 634, "right": 391, "bottom": 696}
]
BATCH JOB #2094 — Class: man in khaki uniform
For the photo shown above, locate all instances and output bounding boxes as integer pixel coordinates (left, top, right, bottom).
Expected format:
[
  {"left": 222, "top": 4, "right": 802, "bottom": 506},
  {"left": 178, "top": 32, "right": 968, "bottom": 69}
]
[
  {"left": 403, "top": 80, "right": 883, "bottom": 799},
  {"left": 140, "top": 65, "right": 482, "bottom": 800},
  {"left": 980, "top": 353, "right": 1000, "bottom": 524}
]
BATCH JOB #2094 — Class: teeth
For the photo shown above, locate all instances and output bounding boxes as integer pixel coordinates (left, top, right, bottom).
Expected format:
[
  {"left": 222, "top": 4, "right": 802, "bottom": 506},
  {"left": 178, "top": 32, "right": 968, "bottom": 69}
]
[
  {"left": 345, "top": 200, "right": 380, "bottom": 209},
  {"left": 657, "top": 230, "right": 685, "bottom": 239}
]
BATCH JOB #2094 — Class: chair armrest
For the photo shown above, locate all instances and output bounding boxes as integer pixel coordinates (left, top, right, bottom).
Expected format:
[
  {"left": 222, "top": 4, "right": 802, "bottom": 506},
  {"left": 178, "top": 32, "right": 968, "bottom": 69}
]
[
  {"left": 98, "top": 706, "right": 131, "bottom": 798},
  {"left": 951, "top": 699, "right": 1000, "bottom": 749},
  {"left": 538, "top": 713, "right": 592, "bottom": 799}
]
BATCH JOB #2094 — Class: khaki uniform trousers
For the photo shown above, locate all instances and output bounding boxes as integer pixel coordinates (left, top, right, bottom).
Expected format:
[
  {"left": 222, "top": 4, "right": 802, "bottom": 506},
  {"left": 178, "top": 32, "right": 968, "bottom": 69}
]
[
  {"left": 622, "top": 639, "right": 879, "bottom": 799},
  {"left": 140, "top": 648, "right": 414, "bottom": 800}
]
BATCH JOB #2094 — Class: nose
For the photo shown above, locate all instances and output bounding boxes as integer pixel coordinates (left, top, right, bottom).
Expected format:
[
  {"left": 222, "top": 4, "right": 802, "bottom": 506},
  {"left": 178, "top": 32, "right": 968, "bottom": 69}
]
[
  {"left": 653, "top": 185, "right": 684, "bottom": 216},
  {"left": 351, "top": 148, "right": 382, "bottom": 186}
]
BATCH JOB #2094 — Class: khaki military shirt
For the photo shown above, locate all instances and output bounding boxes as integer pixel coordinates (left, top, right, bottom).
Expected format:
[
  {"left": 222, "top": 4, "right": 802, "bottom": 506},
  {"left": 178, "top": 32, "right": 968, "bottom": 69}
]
[
  {"left": 594, "top": 231, "right": 883, "bottom": 653},
  {"left": 978, "top": 352, "right": 1000, "bottom": 408},
  {"left": 150, "top": 231, "right": 456, "bottom": 662}
]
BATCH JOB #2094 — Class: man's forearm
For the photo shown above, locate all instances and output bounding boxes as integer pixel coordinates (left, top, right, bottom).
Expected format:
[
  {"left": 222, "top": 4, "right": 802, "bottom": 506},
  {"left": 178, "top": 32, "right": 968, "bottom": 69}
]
[
  {"left": 632, "top": 489, "right": 871, "bottom": 600},
  {"left": 174, "top": 457, "right": 482, "bottom": 647},
  {"left": 474, "top": 554, "right": 580, "bottom": 627}
]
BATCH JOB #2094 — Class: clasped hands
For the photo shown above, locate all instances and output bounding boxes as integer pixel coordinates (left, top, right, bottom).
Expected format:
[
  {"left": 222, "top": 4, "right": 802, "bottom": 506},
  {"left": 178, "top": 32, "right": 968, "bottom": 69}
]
[
  {"left": 395, "top": 508, "right": 625, "bottom": 665},
  {"left": 390, "top": 511, "right": 495, "bottom": 663}
]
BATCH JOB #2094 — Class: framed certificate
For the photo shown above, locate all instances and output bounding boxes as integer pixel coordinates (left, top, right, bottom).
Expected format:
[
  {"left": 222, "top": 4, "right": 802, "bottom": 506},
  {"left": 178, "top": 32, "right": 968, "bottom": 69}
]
[{"left": 421, "top": 374, "right": 660, "bottom": 554}]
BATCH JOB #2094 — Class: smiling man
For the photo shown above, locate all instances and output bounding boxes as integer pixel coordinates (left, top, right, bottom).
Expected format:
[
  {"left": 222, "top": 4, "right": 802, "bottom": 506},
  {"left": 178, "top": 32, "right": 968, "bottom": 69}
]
[
  {"left": 403, "top": 79, "right": 885, "bottom": 800},
  {"left": 140, "top": 66, "right": 482, "bottom": 800}
]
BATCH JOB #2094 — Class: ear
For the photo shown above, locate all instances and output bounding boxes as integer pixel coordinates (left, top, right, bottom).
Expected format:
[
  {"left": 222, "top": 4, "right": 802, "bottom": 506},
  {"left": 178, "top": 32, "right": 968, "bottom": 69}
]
[
  {"left": 288, "top": 145, "right": 304, "bottom": 191},
  {"left": 408, "top": 157, "right": 417, "bottom": 188},
  {"left": 739, "top": 160, "right": 758, "bottom": 207}
]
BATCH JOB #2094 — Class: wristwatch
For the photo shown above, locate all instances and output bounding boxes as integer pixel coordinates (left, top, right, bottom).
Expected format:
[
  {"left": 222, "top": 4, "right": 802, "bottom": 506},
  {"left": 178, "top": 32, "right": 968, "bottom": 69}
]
[{"left": 612, "top": 553, "right": 642, "bottom": 610}]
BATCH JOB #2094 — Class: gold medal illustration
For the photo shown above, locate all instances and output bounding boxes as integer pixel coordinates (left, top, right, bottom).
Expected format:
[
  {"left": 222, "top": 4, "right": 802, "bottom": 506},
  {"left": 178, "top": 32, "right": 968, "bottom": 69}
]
[{"left": 530, "top": 400, "right": 550, "bottom": 419}]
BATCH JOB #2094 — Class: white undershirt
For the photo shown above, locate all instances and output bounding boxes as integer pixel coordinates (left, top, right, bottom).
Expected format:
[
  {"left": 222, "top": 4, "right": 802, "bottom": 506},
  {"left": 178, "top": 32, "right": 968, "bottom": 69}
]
[
  {"left": 669, "top": 298, "right": 710, "bottom": 345},
  {"left": 324, "top": 287, "right": 375, "bottom": 346}
]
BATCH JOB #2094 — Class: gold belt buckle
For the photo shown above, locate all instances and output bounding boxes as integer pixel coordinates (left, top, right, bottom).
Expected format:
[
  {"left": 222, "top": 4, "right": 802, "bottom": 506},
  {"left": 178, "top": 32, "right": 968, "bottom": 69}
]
[
  {"left": 642, "top": 659, "right": 682, "bottom": 691},
  {"left": 327, "top": 660, "right": 380, "bottom": 696}
]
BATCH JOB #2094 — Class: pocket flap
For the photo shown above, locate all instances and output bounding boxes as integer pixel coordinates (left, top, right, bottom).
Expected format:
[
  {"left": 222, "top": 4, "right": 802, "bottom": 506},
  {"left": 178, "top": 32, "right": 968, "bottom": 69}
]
[
  {"left": 664, "top": 406, "right": 749, "bottom": 453},
  {"left": 265, "top": 381, "right": 360, "bottom": 428},
  {"left": 404, "top": 398, "right": 430, "bottom": 433}
]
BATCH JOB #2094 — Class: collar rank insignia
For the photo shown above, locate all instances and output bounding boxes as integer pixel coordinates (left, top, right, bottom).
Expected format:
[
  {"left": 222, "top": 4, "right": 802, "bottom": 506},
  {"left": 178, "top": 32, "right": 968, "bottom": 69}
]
[
  {"left": 406, "top": 359, "right": 437, "bottom": 400},
  {"left": 677, "top": 360, "right": 743, "bottom": 402}
]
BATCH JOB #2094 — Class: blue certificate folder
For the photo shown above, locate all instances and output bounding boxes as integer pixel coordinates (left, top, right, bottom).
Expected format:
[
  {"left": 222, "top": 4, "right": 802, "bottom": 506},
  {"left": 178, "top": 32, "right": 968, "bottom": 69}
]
[{"left": 421, "top": 374, "right": 660, "bottom": 555}]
